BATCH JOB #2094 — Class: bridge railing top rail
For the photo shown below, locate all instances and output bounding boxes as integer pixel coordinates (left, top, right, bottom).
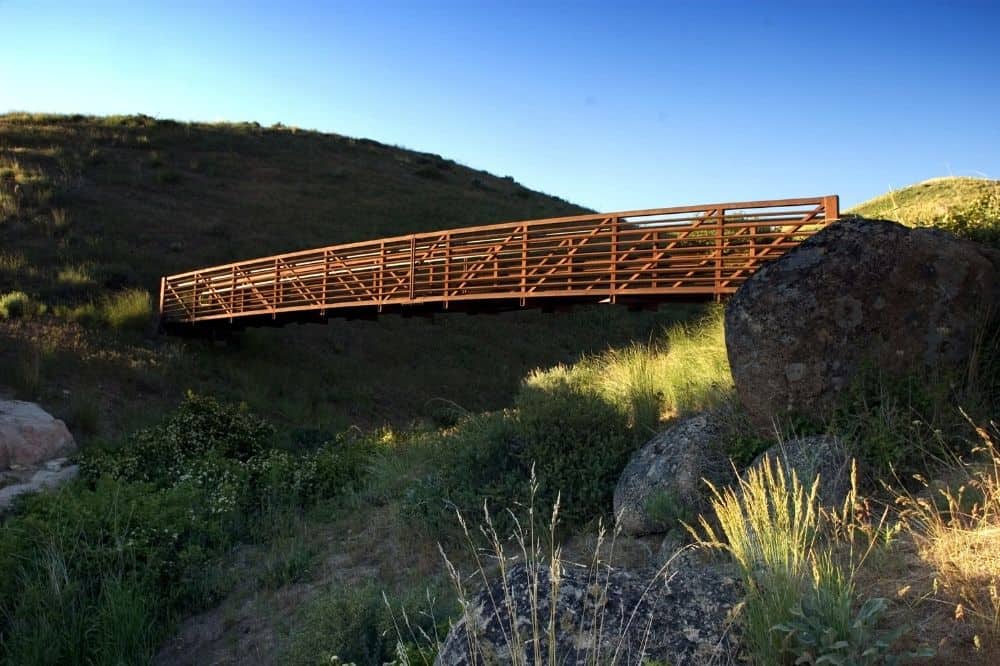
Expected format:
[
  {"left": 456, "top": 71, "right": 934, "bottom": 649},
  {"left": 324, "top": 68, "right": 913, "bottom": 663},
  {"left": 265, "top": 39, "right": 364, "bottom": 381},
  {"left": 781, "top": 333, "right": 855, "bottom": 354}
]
[{"left": 161, "top": 196, "right": 838, "bottom": 282}]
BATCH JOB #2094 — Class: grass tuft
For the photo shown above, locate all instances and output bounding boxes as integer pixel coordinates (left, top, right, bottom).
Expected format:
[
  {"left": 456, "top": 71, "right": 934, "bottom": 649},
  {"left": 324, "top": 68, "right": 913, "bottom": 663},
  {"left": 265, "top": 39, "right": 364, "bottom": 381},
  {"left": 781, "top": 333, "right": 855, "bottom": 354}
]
[{"left": 100, "top": 288, "right": 151, "bottom": 331}]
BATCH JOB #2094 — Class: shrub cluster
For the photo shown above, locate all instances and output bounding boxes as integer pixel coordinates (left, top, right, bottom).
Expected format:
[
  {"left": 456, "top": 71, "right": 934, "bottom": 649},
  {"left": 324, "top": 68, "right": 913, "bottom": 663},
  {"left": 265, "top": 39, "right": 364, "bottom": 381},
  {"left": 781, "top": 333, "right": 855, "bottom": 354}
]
[
  {"left": 403, "top": 379, "right": 641, "bottom": 537},
  {"left": 82, "top": 392, "right": 375, "bottom": 517},
  {"left": 0, "top": 290, "right": 41, "bottom": 318},
  {"left": 1, "top": 393, "right": 376, "bottom": 664},
  {"left": 283, "top": 581, "right": 452, "bottom": 665}
]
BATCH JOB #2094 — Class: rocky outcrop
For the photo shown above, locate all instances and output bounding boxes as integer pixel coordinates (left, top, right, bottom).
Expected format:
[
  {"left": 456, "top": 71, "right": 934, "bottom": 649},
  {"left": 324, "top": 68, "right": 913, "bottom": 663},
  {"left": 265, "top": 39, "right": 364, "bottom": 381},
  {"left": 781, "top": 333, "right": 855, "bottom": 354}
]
[
  {"left": 748, "top": 435, "right": 851, "bottom": 508},
  {"left": 0, "top": 400, "right": 77, "bottom": 469},
  {"left": 435, "top": 552, "right": 742, "bottom": 665},
  {"left": 0, "top": 401, "right": 79, "bottom": 510},
  {"left": 613, "top": 413, "right": 733, "bottom": 536},
  {"left": 726, "top": 218, "right": 1000, "bottom": 435},
  {"left": 0, "top": 457, "right": 79, "bottom": 510}
]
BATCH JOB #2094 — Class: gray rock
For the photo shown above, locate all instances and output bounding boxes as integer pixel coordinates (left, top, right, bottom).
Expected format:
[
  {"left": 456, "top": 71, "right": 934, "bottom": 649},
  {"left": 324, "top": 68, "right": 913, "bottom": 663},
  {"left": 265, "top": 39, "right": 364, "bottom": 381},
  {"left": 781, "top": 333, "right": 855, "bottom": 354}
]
[
  {"left": 614, "top": 413, "right": 733, "bottom": 536},
  {"left": 748, "top": 436, "right": 851, "bottom": 509},
  {"left": 0, "top": 457, "right": 79, "bottom": 510},
  {"left": 725, "top": 218, "right": 1000, "bottom": 435},
  {"left": 0, "top": 400, "right": 76, "bottom": 469},
  {"left": 435, "top": 554, "right": 742, "bottom": 665}
]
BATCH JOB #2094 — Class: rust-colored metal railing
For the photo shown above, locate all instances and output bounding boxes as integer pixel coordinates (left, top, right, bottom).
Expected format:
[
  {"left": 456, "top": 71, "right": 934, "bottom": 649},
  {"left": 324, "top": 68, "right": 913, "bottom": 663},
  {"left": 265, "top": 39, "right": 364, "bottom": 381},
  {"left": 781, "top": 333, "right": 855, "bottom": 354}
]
[{"left": 159, "top": 195, "right": 839, "bottom": 327}]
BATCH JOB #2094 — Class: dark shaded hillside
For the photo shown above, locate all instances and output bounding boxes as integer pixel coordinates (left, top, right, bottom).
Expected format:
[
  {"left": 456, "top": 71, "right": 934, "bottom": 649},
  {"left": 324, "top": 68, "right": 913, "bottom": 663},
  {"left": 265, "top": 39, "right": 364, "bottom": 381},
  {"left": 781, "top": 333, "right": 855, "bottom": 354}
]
[
  {"left": 0, "top": 113, "right": 587, "bottom": 296},
  {"left": 0, "top": 113, "right": 693, "bottom": 438}
]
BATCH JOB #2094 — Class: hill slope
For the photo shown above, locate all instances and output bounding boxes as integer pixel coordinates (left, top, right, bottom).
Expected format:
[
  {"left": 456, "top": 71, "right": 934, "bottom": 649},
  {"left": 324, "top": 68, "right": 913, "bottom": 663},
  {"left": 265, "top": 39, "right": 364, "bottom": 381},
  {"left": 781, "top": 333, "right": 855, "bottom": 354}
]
[
  {"left": 0, "top": 113, "right": 693, "bottom": 438},
  {"left": 848, "top": 176, "right": 999, "bottom": 244},
  {"left": 0, "top": 112, "right": 587, "bottom": 296}
]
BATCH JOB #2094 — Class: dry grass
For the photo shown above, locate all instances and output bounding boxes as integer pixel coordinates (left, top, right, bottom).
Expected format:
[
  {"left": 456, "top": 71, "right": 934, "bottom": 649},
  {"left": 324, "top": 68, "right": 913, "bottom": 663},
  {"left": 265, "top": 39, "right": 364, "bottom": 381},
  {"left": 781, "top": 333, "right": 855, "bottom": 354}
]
[
  {"left": 891, "top": 418, "right": 1000, "bottom": 657},
  {"left": 848, "top": 177, "right": 1000, "bottom": 245},
  {"left": 849, "top": 177, "right": 997, "bottom": 225},
  {"left": 438, "top": 470, "right": 679, "bottom": 665}
]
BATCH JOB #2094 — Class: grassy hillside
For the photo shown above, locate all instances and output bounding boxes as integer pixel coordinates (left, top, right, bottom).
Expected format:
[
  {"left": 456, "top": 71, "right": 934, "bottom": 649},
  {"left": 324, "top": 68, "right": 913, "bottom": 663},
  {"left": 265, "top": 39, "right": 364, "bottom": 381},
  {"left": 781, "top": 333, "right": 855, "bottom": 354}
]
[
  {"left": 0, "top": 113, "right": 696, "bottom": 438},
  {"left": 849, "top": 176, "right": 1000, "bottom": 245}
]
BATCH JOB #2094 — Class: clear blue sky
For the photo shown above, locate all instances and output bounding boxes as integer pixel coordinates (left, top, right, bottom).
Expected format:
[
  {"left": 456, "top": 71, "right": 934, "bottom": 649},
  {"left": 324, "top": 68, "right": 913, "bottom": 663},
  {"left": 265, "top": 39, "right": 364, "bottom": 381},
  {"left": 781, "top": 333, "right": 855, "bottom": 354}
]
[{"left": 2, "top": 0, "right": 998, "bottom": 211}]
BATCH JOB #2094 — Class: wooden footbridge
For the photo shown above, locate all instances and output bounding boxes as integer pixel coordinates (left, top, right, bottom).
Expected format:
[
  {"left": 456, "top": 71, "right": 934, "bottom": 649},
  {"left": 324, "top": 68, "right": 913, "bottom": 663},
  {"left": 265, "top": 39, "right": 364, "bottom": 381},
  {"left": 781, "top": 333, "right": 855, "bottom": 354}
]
[{"left": 158, "top": 196, "right": 839, "bottom": 332}]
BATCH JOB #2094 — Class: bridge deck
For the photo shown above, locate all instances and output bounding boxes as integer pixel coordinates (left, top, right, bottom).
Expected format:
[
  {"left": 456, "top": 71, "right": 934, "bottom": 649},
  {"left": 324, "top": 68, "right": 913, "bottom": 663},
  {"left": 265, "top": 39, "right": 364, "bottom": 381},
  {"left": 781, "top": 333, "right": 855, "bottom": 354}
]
[{"left": 159, "top": 195, "right": 839, "bottom": 330}]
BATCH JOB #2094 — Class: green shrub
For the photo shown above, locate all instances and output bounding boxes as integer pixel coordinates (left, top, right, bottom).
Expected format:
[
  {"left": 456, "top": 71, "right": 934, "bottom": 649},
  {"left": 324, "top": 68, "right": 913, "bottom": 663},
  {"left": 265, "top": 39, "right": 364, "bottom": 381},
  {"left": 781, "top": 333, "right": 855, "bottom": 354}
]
[
  {"left": 401, "top": 411, "right": 523, "bottom": 538},
  {"left": 83, "top": 392, "right": 273, "bottom": 480},
  {"left": 513, "top": 380, "right": 638, "bottom": 527},
  {"left": 285, "top": 583, "right": 390, "bottom": 665},
  {"left": 405, "top": 381, "right": 639, "bottom": 537},
  {"left": 0, "top": 290, "right": 39, "bottom": 318},
  {"left": 82, "top": 392, "right": 374, "bottom": 516},
  {"left": 284, "top": 582, "right": 451, "bottom": 666}
]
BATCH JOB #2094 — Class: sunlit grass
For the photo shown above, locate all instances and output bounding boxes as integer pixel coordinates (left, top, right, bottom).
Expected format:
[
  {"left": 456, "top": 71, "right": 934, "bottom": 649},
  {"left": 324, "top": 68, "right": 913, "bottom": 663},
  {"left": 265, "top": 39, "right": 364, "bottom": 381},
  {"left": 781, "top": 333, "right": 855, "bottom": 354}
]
[
  {"left": 525, "top": 306, "right": 731, "bottom": 431},
  {"left": 101, "top": 289, "right": 152, "bottom": 331},
  {"left": 898, "top": 419, "right": 1000, "bottom": 647},
  {"left": 687, "top": 458, "right": 821, "bottom": 661},
  {"left": 0, "top": 291, "right": 38, "bottom": 319},
  {"left": 57, "top": 264, "right": 94, "bottom": 285}
]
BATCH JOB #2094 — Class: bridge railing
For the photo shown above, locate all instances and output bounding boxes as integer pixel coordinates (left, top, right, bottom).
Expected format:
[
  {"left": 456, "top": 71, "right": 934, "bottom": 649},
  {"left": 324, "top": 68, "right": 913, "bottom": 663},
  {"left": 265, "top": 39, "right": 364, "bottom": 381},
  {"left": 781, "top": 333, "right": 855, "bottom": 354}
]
[{"left": 159, "top": 195, "right": 839, "bottom": 324}]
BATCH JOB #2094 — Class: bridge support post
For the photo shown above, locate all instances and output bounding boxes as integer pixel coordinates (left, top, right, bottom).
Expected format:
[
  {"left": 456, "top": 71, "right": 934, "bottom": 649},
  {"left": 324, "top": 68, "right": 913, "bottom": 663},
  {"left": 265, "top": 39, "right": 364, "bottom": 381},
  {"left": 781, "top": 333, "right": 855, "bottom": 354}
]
[
  {"left": 823, "top": 195, "right": 840, "bottom": 223},
  {"left": 714, "top": 209, "right": 725, "bottom": 300},
  {"left": 610, "top": 216, "right": 618, "bottom": 304}
]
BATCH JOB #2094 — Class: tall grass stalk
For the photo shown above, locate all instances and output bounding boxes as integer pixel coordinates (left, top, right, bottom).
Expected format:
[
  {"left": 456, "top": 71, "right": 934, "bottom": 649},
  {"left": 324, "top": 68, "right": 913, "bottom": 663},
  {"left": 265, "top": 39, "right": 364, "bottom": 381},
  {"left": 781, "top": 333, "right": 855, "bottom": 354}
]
[
  {"left": 688, "top": 458, "right": 821, "bottom": 662},
  {"left": 436, "top": 467, "right": 681, "bottom": 665}
]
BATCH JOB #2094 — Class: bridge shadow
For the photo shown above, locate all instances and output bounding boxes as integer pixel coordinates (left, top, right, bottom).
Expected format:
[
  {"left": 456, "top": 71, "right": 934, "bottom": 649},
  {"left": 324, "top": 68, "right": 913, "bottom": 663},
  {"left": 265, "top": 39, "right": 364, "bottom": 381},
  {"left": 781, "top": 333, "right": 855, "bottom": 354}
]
[{"left": 192, "top": 302, "right": 707, "bottom": 431}]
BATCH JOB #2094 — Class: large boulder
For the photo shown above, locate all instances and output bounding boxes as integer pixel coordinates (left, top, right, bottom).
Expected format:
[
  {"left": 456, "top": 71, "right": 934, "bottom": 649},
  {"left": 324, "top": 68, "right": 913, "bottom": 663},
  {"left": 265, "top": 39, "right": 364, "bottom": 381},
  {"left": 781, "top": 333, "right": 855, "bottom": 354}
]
[
  {"left": 613, "top": 413, "right": 733, "bottom": 536},
  {"left": 0, "top": 400, "right": 77, "bottom": 469},
  {"left": 435, "top": 553, "right": 742, "bottom": 665},
  {"left": 747, "top": 435, "right": 851, "bottom": 509},
  {"left": 726, "top": 218, "right": 1000, "bottom": 435}
]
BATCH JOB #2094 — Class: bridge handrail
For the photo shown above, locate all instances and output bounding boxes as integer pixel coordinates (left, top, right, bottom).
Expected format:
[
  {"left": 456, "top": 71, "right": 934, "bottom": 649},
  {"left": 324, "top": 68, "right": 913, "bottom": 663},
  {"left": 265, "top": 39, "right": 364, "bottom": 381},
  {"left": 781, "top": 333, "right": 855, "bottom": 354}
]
[{"left": 159, "top": 195, "right": 839, "bottom": 325}]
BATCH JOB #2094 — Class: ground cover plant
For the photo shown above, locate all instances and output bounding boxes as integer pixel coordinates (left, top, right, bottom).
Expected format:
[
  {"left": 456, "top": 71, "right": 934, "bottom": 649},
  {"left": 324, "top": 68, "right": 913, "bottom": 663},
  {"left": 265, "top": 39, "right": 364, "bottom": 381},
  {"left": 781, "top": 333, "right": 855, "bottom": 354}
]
[{"left": 0, "top": 393, "right": 379, "bottom": 664}]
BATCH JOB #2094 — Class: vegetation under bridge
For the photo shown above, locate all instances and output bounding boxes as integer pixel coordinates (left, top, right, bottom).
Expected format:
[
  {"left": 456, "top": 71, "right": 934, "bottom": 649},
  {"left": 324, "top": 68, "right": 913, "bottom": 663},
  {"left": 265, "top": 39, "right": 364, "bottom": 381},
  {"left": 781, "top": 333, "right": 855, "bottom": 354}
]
[{"left": 158, "top": 195, "right": 840, "bottom": 333}]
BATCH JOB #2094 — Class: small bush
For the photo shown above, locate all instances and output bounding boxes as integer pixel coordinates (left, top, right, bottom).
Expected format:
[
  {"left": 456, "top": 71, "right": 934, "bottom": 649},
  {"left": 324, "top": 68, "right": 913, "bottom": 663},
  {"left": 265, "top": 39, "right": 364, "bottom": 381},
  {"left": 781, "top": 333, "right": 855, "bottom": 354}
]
[
  {"left": 285, "top": 583, "right": 391, "bottom": 665},
  {"left": 405, "top": 381, "right": 639, "bottom": 537},
  {"left": 402, "top": 411, "right": 523, "bottom": 537},
  {"left": 285, "top": 582, "right": 451, "bottom": 666},
  {"left": 514, "top": 380, "right": 638, "bottom": 527},
  {"left": 82, "top": 392, "right": 274, "bottom": 483},
  {"left": 0, "top": 290, "right": 39, "bottom": 319}
]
